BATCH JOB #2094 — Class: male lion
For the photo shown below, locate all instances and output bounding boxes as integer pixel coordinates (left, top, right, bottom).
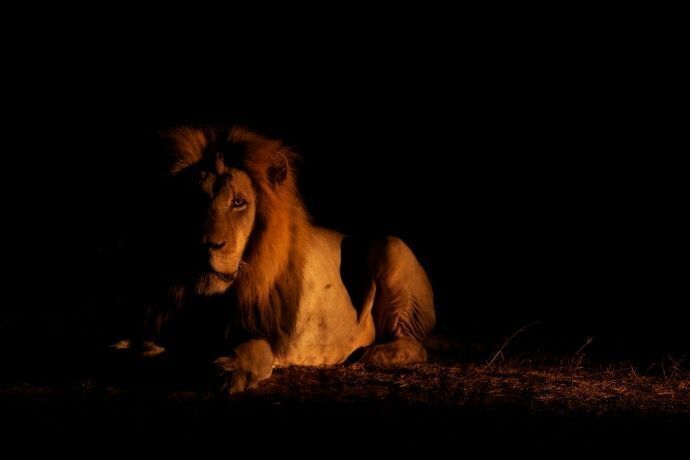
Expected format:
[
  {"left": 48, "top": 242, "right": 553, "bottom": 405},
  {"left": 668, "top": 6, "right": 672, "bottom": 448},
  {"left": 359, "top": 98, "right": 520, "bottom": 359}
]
[{"left": 119, "top": 126, "right": 435, "bottom": 393}]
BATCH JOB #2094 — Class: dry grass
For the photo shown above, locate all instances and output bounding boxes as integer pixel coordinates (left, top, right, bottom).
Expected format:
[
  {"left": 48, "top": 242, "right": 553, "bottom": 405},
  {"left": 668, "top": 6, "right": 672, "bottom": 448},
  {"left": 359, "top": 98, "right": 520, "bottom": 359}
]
[
  {"left": 5, "top": 357, "right": 686, "bottom": 417},
  {"left": 1, "top": 352, "right": 688, "bottom": 449},
  {"left": 1, "top": 333, "right": 688, "bottom": 422},
  {"left": 233, "top": 359, "right": 689, "bottom": 416}
]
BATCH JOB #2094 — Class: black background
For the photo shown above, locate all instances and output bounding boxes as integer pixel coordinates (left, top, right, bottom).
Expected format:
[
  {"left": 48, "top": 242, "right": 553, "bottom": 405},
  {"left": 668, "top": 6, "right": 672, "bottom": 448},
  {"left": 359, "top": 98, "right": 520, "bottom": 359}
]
[{"left": 2, "top": 21, "right": 687, "bottom": 380}]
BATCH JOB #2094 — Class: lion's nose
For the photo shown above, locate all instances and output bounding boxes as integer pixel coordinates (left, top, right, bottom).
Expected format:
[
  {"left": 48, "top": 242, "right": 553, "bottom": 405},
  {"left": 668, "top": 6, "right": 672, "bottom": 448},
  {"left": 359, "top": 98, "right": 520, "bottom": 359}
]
[{"left": 205, "top": 240, "right": 226, "bottom": 251}]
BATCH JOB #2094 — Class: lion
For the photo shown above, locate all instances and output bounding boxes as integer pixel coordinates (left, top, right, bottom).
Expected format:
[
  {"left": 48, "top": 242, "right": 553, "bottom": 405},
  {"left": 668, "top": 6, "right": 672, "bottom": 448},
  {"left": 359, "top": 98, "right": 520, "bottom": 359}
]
[{"left": 117, "top": 125, "right": 435, "bottom": 393}]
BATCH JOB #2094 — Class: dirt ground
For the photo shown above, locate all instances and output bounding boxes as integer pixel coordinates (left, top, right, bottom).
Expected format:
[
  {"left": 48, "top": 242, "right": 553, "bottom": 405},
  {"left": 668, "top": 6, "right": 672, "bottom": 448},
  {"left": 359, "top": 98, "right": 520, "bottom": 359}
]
[{"left": 2, "top": 345, "right": 688, "bottom": 451}]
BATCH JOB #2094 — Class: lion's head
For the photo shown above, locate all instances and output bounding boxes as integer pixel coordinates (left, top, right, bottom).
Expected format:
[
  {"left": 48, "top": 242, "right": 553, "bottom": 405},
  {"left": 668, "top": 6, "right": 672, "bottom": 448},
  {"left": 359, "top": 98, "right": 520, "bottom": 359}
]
[{"left": 161, "top": 126, "right": 309, "bottom": 352}]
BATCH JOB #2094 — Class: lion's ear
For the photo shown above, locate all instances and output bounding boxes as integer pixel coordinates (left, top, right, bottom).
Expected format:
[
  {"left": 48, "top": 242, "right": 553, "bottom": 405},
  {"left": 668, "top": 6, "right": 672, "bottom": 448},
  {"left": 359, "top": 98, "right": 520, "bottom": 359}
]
[{"left": 267, "top": 153, "right": 289, "bottom": 186}]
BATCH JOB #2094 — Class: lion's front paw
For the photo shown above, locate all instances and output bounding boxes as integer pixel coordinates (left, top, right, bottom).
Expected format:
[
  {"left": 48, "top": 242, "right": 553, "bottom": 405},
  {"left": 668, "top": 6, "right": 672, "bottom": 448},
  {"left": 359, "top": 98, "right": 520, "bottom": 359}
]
[
  {"left": 140, "top": 341, "right": 166, "bottom": 358},
  {"left": 214, "top": 356, "right": 262, "bottom": 394},
  {"left": 110, "top": 339, "right": 132, "bottom": 350},
  {"left": 213, "top": 339, "right": 275, "bottom": 395},
  {"left": 109, "top": 339, "right": 166, "bottom": 358}
]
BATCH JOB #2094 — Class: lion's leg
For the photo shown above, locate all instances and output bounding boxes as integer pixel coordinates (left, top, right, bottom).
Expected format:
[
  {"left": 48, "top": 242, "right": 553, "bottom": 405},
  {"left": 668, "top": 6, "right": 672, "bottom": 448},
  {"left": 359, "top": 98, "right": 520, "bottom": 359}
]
[
  {"left": 360, "top": 237, "right": 435, "bottom": 365},
  {"left": 214, "top": 339, "right": 275, "bottom": 394},
  {"left": 110, "top": 303, "right": 171, "bottom": 358}
]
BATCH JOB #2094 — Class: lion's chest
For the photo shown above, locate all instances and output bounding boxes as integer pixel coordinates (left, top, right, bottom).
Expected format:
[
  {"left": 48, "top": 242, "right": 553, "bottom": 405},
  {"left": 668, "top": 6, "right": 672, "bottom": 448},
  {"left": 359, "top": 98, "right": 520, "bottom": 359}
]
[{"left": 275, "top": 229, "right": 375, "bottom": 366}]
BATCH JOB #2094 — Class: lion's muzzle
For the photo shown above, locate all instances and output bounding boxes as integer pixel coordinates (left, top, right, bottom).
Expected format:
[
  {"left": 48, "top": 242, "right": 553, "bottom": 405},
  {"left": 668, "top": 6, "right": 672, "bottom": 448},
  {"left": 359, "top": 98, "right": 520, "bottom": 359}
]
[{"left": 210, "top": 270, "right": 236, "bottom": 282}]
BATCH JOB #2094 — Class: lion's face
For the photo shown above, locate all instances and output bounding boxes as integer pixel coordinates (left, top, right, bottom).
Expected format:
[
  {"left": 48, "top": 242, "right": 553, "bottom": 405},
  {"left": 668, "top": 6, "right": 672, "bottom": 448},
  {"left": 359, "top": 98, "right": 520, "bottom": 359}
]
[
  {"left": 190, "top": 163, "right": 257, "bottom": 295},
  {"left": 164, "top": 126, "right": 301, "bottom": 304},
  {"left": 162, "top": 125, "right": 311, "bottom": 352}
]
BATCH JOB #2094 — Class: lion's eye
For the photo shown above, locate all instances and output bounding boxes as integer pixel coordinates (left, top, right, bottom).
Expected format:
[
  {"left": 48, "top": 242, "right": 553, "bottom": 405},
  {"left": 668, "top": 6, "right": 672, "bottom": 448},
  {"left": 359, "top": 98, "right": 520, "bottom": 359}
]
[{"left": 232, "top": 198, "right": 248, "bottom": 209}]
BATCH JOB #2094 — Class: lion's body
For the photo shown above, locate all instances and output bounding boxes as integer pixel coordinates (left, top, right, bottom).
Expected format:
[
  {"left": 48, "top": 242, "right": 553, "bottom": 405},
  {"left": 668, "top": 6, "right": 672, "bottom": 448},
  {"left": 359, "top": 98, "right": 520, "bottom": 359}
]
[
  {"left": 125, "top": 126, "right": 436, "bottom": 393},
  {"left": 278, "top": 228, "right": 434, "bottom": 366},
  {"left": 279, "top": 227, "right": 376, "bottom": 366}
]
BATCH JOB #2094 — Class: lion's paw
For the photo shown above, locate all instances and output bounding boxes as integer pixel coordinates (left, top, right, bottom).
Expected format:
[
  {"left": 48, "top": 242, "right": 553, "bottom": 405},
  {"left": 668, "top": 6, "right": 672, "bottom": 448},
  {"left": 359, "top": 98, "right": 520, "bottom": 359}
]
[
  {"left": 140, "top": 341, "right": 166, "bottom": 358},
  {"left": 110, "top": 339, "right": 132, "bottom": 350},
  {"left": 109, "top": 339, "right": 166, "bottom": 358},
  {"left": 213, "top": 339, "right": 275, "bottom": 395},
  {"left": 360, "top": 338, "right": 427, "bottom": 365},
  {"left": 214, "top": 356, "right": 261, "bottom": 394}
]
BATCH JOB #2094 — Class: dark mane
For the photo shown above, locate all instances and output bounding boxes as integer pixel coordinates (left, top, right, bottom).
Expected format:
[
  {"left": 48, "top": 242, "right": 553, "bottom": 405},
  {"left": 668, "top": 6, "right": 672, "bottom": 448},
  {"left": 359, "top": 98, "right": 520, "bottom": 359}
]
[{"left": 163, "top": 125, "right": 311, "bottom": 354}]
